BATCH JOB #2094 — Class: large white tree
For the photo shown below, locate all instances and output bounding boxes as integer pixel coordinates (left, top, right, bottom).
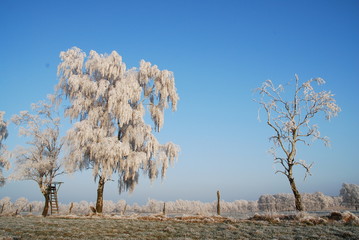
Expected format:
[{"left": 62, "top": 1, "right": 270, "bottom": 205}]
[
  {"left": 11, "top": 100, "right": 63, "bottom": 216},
  {"left": 256, "top": 74, "right": 340, "bottom": 211},
  {"left": 56, "top": 47, "right": 179, "bottom": 213},
  {"left": 0, "top": 111, "right": 9, "bottom": 186}
]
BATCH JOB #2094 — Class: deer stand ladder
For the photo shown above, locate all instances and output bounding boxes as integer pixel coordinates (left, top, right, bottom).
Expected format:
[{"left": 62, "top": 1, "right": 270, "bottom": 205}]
[{"left": 48, "top": 182, "right": 63, "bottom": 215}]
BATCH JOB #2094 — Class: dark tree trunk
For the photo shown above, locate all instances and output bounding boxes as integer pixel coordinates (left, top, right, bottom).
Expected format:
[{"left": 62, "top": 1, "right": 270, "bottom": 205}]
[
  {"left": 288, "top": 175, "right": 304, "bottom": 211},
  {"left": 96, "top": 176, "right": 105, "bottom": 213},
  {"left": 42, "top": 191, "right": 50, "bottom": 217}
]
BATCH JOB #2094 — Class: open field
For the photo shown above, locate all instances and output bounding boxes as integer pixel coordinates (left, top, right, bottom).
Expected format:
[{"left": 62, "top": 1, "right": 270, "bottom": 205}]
[{"left": 1, "top": 214, "right": 359, "bottom": 240}]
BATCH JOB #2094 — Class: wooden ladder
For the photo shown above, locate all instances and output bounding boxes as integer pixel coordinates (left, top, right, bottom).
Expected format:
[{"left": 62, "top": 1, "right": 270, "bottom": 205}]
[{"left": 49, "top": 184, "right": 59, "bottom": 214}]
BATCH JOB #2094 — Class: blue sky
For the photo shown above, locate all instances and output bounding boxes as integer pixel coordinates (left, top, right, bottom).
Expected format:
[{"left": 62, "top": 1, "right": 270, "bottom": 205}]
[{"left": 1, "top": 0, "right": 358, "bottom": 205}]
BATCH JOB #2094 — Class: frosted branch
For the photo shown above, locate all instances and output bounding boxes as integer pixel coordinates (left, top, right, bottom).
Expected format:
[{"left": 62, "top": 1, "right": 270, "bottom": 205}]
[{"left": 256, "top": 74, "right": 340, "bottom": 181}]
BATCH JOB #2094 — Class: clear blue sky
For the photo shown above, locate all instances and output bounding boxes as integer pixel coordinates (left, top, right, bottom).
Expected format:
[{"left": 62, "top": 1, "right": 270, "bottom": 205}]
[{"left": 1, "top": 0, "right": 358, "bottom": 205}]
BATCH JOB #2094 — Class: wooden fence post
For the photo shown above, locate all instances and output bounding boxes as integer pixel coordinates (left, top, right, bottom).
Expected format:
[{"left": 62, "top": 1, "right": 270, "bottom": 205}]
[
  {"left": 122, "top": 203, "right": 127, "bottom": 215},
  {"left": 163, "top": 202, "right": 166, "bottom": 215},
  {"left": 217, "top": 190, "right": 221, "bottom": 215}
]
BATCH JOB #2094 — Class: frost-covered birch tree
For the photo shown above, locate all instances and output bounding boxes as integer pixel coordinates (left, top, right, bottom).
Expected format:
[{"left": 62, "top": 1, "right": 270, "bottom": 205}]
[
  {"left": 56, "top": 47, "right": 179, "bottom": 213},
  {"left": 11, "top": 100, "right": 63, "bottom": 216},
  {"left": 256, "top": 74, "right": 340, "bottom": 211},
  {"left": 0, "top": 111, "right": 10, "bottom": 186}
]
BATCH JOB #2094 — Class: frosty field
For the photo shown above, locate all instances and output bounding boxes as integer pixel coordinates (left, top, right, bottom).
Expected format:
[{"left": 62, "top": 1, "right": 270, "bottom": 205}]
[{"left": 1, "top": 215, "right": 359, "bottom": 240}]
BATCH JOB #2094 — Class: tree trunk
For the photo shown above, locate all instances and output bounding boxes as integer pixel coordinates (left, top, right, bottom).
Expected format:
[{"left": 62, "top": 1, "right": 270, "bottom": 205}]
[
  {"left": 42, "top": 191, "right": 50, "bottom": 217},
  {"left": 96, "top": 176, "right": 105, "bottom": 213},
  {"left": 68, "top": 202, "right": 74, "bottom": 214},
  {"left": 288, "top": 175, "right": 304, "bottom": 211}
]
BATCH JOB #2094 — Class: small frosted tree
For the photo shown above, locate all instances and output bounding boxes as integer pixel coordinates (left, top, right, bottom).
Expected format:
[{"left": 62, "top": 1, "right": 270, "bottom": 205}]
[
  {"left": 11, "top": 100, "right": 63, "bottom": 216},
  {"left": 56, "top": 47, "right": 179, "bottom": 213},
  {"left": 256, "top": 74, "right": 340, "bottom": 211},
  {"left": 0, "top": 112, "right": 10, "bottom": 186},
  {"left": 340, "top": 183, "right": 359, "bottom": 210},
  {"left": 14, "top": 197, "right": 29, "bottom": 213}
]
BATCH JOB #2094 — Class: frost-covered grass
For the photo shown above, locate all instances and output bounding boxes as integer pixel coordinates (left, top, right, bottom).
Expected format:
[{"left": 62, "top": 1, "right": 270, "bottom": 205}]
[{"left": 1, "top": 214, "right": 359, "bottom": 240}]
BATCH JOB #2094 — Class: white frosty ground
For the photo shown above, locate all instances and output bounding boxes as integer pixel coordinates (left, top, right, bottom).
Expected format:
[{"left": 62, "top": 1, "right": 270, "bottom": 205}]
[{"left": 0, "top": 213, "right": 359, "bottom": 240}]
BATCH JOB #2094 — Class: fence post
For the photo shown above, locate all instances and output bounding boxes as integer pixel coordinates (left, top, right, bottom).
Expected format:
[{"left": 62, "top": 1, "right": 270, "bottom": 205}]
[
  {"left": 163, "top": 202, "right": 166, "bottom": 215},
  {"left": 217, "top": 190, "right": 221, "bottom": 215},
  {"left": 122, "top": 203, "right": 127, "bottom": 215}
]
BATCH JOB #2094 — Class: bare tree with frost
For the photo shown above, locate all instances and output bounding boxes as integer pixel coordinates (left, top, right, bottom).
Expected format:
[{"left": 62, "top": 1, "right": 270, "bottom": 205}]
[
  {"left": 11, "top": 100, "right": 63, "bottom": 216},
  {"left": 256, "top": 74, "right": 340, "bottom": 211},
  {"left": 0, "top": 111, "right": 10, "bottom": 186},
  {"left": 56, "top": 47, "right": 179, "bottom": 213}
]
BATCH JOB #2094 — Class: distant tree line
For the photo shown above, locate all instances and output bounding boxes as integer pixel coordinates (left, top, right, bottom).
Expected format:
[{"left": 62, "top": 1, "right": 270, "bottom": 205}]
[{"left": 1, "top": 184, "right": 358, "bottom": 216}]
